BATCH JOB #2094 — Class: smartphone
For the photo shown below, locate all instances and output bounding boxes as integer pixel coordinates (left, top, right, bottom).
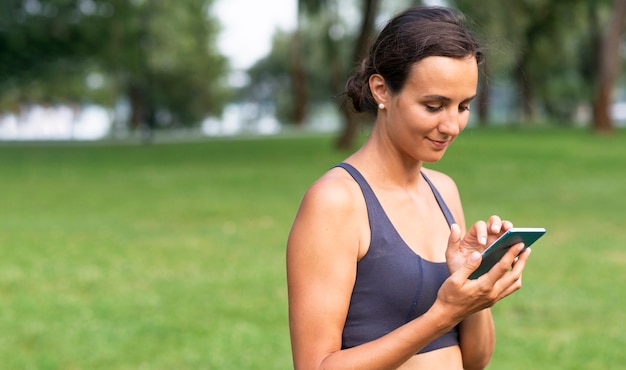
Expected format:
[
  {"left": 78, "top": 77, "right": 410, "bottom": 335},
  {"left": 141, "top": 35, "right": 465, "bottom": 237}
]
[{"left": 468, "top": 227, "right": 546, "bottom": 279}]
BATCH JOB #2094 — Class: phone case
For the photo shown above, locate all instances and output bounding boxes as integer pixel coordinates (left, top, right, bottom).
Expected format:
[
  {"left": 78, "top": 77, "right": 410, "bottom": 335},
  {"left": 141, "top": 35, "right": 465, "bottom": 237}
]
[{"left": 468, "top": 227, "right": 546, "bottom": 279}]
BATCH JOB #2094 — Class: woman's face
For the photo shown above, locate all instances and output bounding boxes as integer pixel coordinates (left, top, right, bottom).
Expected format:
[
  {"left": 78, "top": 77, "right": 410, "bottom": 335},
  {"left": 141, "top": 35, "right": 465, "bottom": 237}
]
[{"left": 381, "top": 55, "right": 478, "bottom": 163}]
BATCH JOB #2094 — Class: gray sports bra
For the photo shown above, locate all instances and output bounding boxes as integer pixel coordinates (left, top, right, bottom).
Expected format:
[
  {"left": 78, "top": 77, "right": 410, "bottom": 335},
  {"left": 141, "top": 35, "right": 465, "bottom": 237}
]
[{"left": 337, "top": 163, "right": 459, "bottom": 354}]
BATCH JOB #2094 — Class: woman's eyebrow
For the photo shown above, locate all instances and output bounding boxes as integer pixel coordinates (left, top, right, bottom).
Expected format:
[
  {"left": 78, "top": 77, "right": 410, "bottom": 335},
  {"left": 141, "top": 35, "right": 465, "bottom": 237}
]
[
  {"left": 423, "top": 94, "right": 477, "bottom": 102},
  {"left": 423, "top": 94, "right": 450, "bottom": 101}
]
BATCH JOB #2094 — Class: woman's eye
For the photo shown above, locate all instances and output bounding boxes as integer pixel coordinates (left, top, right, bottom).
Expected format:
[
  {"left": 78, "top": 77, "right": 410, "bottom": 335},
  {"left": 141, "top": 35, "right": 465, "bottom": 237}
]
[
  {"left": 459, "top": 104, "right": 470, "bottom": 112},
  {"left": 426, "top": 105, "right": 443, "bottom": 112}
]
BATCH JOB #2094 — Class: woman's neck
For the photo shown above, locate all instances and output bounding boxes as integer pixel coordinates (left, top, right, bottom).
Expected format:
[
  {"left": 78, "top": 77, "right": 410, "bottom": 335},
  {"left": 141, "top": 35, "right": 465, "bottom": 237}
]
[{"left": 347, "top": 133, "right": 424, "bottom": 191}]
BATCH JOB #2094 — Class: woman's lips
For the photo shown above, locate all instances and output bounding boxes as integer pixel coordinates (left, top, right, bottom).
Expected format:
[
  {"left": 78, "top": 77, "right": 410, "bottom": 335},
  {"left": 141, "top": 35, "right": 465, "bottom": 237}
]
[{"left": 427, "top": 137, "right": 450, "bottom": 149}]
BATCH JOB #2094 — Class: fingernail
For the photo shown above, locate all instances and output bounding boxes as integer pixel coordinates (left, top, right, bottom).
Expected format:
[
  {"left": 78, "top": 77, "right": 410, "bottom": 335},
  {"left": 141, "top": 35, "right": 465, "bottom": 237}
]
[
  {"left": 480, "top": 236, "right": 486, "bottom": 245},
  {"left": 518, "top": 243, "right": 525, "bottom": 252}
]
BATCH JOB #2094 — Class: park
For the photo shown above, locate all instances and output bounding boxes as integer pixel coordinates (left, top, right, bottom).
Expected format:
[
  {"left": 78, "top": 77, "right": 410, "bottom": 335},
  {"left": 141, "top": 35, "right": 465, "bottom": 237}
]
[{"left": 1, "top": 1, "right": 626, "bottom": 369}]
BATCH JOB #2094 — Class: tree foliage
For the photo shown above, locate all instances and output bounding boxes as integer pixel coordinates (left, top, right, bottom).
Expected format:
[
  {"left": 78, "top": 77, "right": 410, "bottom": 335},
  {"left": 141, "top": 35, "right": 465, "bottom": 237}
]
[
  {"left": 454, "top": 0, "right": 613, "bottom": 124},
  {"left": 0, "top": 0, "right": 228, "bottom": 129}
]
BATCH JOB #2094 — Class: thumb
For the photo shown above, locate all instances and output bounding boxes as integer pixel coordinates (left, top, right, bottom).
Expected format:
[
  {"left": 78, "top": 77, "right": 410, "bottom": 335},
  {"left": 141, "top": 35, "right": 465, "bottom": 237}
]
[
  {"left": 446, "top": 223, "right": 462, "bottom": 254},
  {"left": 462, "top": 251, "right": 482, "bottom": 278}
]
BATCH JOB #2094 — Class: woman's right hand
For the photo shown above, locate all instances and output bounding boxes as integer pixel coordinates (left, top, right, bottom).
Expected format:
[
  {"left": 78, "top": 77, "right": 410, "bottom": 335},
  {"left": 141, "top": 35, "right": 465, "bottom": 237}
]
[{"left": 445, "top": 217, "right": 513, "bottom": 274}]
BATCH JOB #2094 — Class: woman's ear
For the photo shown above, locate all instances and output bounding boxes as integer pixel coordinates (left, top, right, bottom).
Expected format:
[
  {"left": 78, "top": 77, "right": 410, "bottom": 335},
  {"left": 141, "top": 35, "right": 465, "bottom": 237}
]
[{"left": 369, "top": 74, "right": 388, "bottom": 107}]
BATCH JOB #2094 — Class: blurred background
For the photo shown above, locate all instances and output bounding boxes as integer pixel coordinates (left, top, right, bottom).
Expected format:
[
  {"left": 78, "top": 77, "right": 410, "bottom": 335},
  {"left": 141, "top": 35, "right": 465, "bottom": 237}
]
[{"left": 1, "top": 0, "right": 625, "bottom": 146}]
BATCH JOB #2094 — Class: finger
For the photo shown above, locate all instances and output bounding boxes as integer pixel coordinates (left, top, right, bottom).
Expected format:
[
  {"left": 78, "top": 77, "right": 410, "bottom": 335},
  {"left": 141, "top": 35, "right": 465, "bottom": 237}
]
[
  {"left": 449, "top": 223, "right": 462, "bottom": 244},
  {"left": 501, "top": 220, "right": 514, "bottom": 231},
  {"left": 510, "top": 247, "right": 531, "bottom": 273},
  {"left": 499, "top": 249, "right": 530, "bottom": 296},
  {"left": 497, "top": 274, "right": 524, "bottom": 299},
  {"left": 491, "top": 243, "right": 529, "bottom": 290},
  {"left": 445, "top": 223, "right": 462, "bottom": 254},
  {"left": 445, "top": 223, "right": 462, "bottom": 263},
  {"left": 488, "top": 215, "right": 502, "bottom": 234},
  {"left": 499, "top": 242, "right": 526, "bottom": 270},
  {"left": 470, "top": 220, "right": 488, "bottom": 246},
  {"left": 511, "top": 246, "right": 531, "bottom": 267},
  {"left": 481, "top": 242, "right": 525, "bottom": 285},
  {"left": 484, "top": 246, "right": 531, "bottom": 302},
  {"left": 457, "top": 251, "right": 482, "bottom": 280}
]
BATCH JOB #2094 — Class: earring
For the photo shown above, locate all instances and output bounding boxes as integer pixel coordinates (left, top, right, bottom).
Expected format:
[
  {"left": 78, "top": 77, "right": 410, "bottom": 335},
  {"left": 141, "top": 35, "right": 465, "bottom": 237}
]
[{"left": 378, "top": 103, "right": 385, "bottom": 110}]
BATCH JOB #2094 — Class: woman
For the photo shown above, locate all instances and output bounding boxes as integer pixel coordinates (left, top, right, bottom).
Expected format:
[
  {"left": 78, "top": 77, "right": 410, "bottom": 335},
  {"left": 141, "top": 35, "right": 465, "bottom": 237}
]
[{"left": 286, "top": 6, "right": 531, "bottom": 370}]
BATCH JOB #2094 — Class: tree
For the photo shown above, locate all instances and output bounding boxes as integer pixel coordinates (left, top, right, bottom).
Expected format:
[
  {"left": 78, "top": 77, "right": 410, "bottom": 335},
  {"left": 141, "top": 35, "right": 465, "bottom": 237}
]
[
  {"left": 287, "top": 0, "right": 333, "bottom": 126},
  {"left": 103, "top": 0, "right": 228, "bottom": 131},
  {"left": 247, "top": 0, "right": 355, "bottom": 127},
  {"left": 246, "top": 0, "right": 379, "bottom": 148},
  {"left": 0, "top": 0, "right": 113, "bottom": 108},
  {"left": 455, "top": 0, "right": 620, "bottom": 125},
  {"left": 0, "top": 0, "right": 228, "bottom": 132},
  {"left": 592, "top": 0, "right": 626, "bottom": 132},
  {"left": 496, "top": 0, "right": 582, "bottom": 122}
]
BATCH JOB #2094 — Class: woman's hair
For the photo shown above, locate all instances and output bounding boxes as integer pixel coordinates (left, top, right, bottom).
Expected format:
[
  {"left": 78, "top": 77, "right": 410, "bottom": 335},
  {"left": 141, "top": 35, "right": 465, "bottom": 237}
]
[{"left": 345, "top": 6, "right": 483, "bottom": 114}]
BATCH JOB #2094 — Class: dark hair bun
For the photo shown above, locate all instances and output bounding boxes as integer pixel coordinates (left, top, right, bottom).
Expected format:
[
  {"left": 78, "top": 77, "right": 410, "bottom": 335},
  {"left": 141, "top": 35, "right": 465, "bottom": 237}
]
[{"left": 345, "top": 60, "right": 378, "bottom": 114}]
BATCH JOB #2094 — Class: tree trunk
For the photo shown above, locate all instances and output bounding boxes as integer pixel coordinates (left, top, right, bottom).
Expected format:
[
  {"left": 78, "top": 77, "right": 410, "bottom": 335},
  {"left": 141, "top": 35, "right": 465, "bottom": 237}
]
[
  {"left": 515, "top": 52, "right": 535, "bottom": 121},
  {"left": 592, "top": 0, "right": 626, "bottom": 133},
  {"left": 128, "top": 83, "right": 146, "bottom": 131},
  {"left": 336, "top": 0, "right": 379, "bottom": 150},
  {"left": 290, "top": 30, "right": 307, "bottom": 126},
  {"left": 477, "top": 61, "right": 490, "bottom": 126}
]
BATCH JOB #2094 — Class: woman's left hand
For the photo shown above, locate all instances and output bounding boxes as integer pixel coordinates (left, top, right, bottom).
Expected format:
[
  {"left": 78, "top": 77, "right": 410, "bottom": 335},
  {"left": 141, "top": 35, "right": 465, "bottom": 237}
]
[{"left": 445, "top": 215, "right": 513, "bottom": 274}]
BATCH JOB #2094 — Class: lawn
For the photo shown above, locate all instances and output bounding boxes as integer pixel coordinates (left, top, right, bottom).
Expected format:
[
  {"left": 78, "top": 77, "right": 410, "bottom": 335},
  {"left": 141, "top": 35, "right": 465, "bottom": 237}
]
[{"left": 0, "top": 128, "right": 624, "bottom": 369}]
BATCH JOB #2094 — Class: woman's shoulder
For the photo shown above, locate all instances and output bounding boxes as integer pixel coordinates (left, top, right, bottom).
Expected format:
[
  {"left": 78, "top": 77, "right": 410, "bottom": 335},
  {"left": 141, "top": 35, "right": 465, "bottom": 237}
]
[
  {"left": 289, "top": 165, "right": 368, "bottom": 259},
  {"left": 300, "top": 166, "right": 363, "bottom": 213},
  {"left": 421, "top": 167, "right": 459, "bottom": 195}
]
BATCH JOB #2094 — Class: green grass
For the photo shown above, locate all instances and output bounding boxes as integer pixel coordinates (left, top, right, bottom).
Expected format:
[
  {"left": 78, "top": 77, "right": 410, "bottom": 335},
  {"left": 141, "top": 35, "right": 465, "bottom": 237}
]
[{"left": 0, "top": 128, "right": 624, "bottom": 369}]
